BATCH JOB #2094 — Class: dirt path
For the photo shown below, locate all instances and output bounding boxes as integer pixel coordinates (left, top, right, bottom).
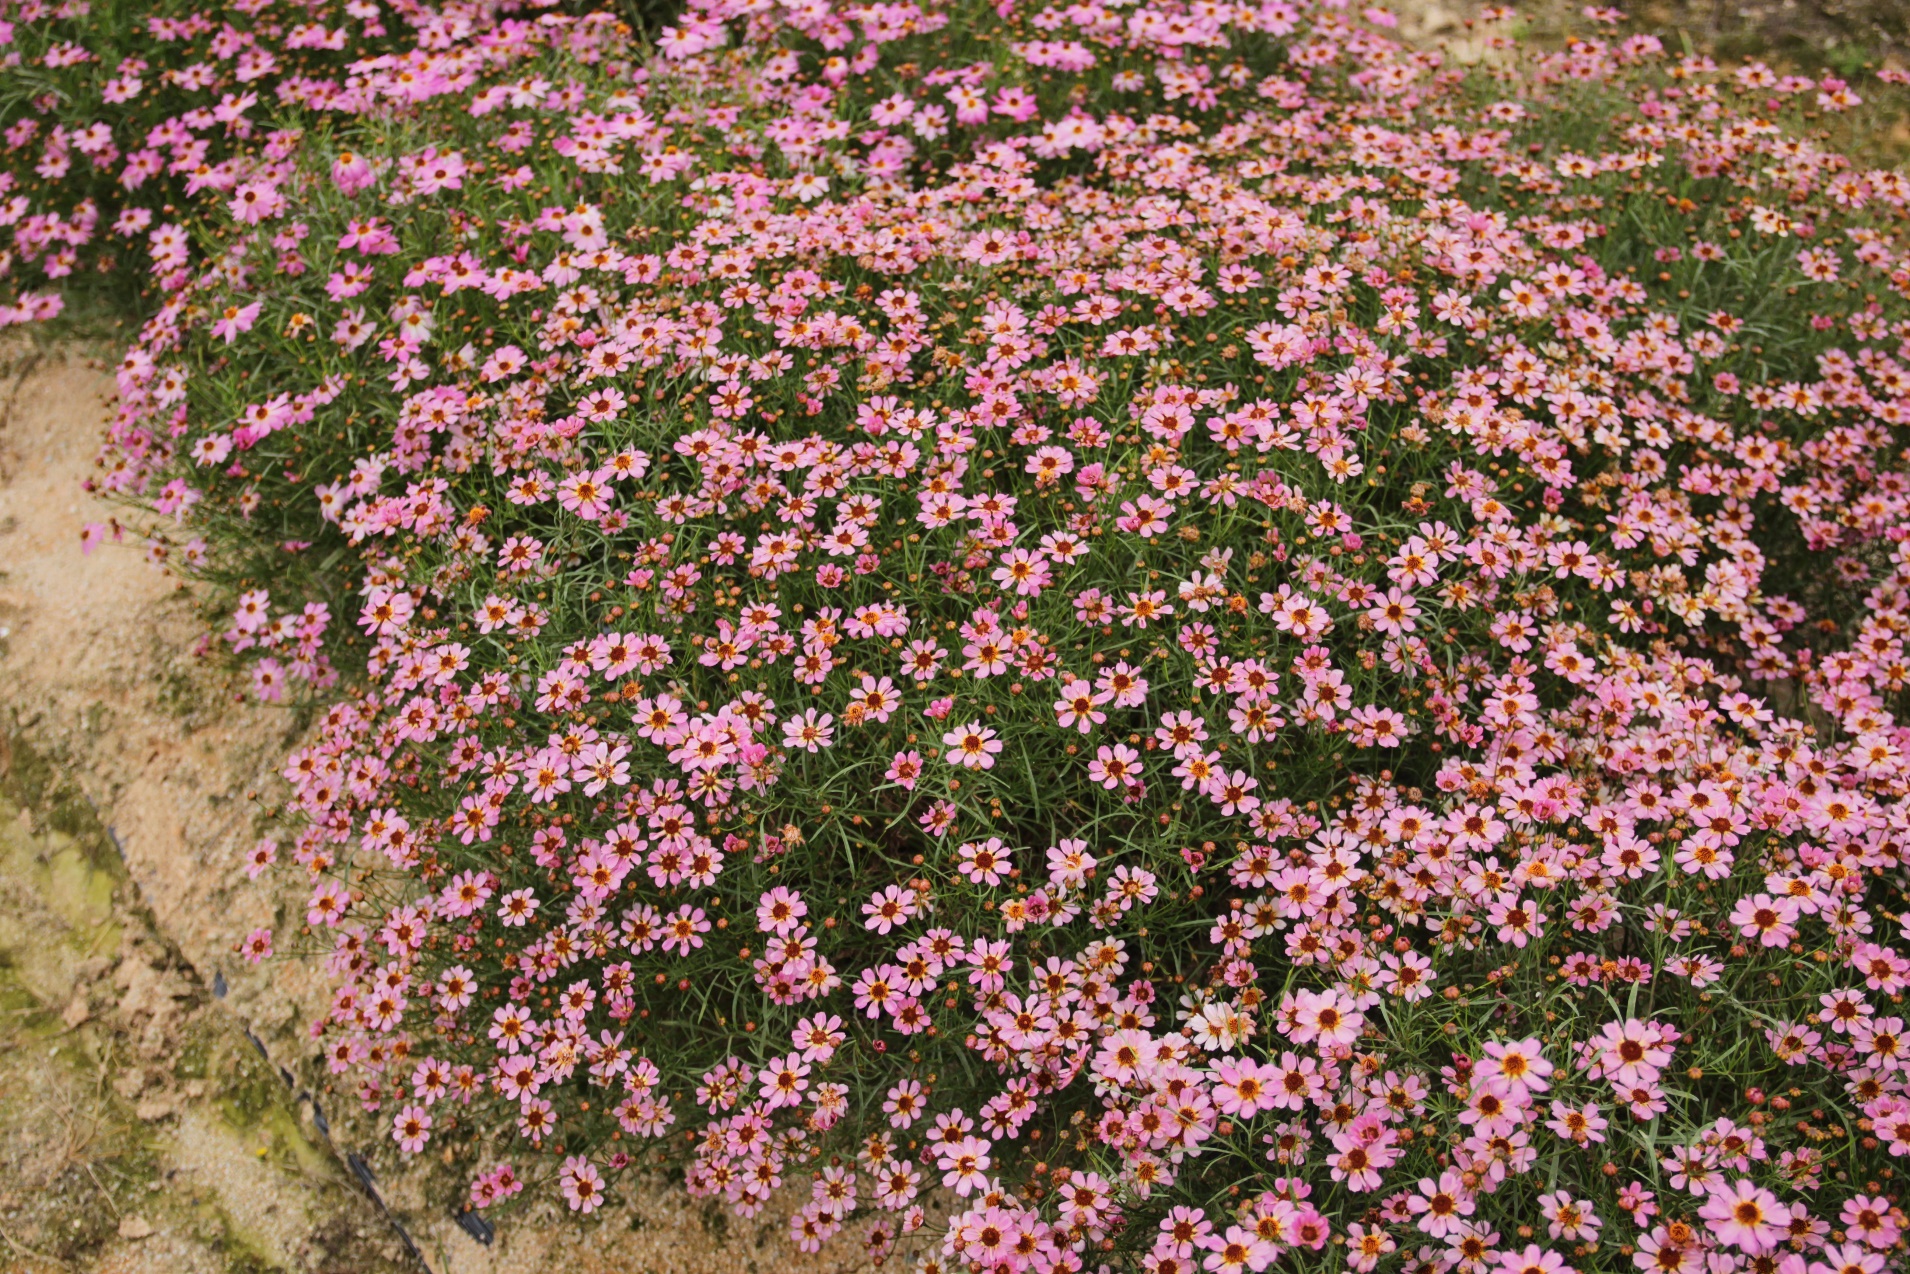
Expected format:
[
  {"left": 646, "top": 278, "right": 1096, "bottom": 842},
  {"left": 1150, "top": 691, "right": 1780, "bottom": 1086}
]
[{"left": 0, "top": 342, "right": 869, "bottom": 1274}]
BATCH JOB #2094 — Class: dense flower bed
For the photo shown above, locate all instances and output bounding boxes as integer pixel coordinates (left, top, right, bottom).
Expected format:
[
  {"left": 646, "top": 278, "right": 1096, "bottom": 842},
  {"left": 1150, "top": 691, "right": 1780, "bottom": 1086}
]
[
  {"left": 0, "top": 0, "right": 434, "bottom": 322},
  {"left": 17, "top": 0, "right": 1910, "bottom": 1268}
]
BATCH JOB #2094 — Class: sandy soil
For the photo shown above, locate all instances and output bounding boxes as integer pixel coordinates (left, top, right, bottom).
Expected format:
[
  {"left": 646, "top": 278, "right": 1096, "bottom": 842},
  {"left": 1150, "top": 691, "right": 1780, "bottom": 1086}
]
[{"left": 0, "top": 342, "right": 872, "bottom": 1274}]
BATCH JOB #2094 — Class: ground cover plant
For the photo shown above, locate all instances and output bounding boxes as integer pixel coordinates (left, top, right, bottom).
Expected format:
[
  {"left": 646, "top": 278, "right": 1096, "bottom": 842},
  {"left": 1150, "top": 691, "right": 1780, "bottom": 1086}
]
[
  {"left": 0, "top": 0, "right": 429, "bottom": 323},
  {"left": 16, "top": 0, "right": 1910, "bottom": 1270}
]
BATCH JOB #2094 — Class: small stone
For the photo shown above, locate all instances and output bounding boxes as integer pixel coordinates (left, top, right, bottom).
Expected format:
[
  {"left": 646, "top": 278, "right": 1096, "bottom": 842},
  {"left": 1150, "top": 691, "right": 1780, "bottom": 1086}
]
[{"left": 118, "top": 1217, "right": 153, "bottom": 1240}]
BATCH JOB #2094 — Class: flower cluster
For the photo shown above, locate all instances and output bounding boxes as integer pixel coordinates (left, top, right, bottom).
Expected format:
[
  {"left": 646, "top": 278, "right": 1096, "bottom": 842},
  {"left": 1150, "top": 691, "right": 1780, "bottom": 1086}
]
[
  {"left": 0, "top": 0, "right": 447, "bottom": 323},
  {"left": 23, "top": 0, "right": 1910, "bottom": 1268}
]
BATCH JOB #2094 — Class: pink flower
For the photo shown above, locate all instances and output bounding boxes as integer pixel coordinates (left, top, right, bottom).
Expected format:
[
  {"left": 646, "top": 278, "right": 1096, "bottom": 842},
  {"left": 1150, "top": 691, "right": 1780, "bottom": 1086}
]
[
  {"left": 228, "top": 181, "right": 285, "bottom": 224},
  {"left": 660, "top": 905, "right": 710, "bottom": 955},
  {"left": 392, "top": 1105, "right": 432, "bottom": 1153},
  {"left": 792, "top": 1013, "right": 844, "bottom": 1063},
  {"left": 556, "top": 468, "right": 616, "bottom": 521},
  {"left": 1199, "top": 1224, "right": 1277, "bottom": 1272},
  {"left": 1730, "top": 893, "right": 1801, "bottom": 947},
  {"left": 1407, "top": 1172, "right": 1475, "bottom": 1237},
  {"left": 936, "top": 1134, "right": 993, "bottom": 1195},
  {"left": 1088, "top": 742, "right": 1142, "bottom": 789},
  {"left": 1476, "top": 1037, "right": 1553, "bottom": 1097},
  {"left": 1545, "top": 1100, "right": 1608, "bottom": 1145},
  {"left": 1840, "top": 1195, "right": 1901, "bottom": 1248},
  {"left": 755, "top": 886, "right": 807, "bottom": 935},
  {"left": 1809, "top": 1245, "right": 1886, "bottom": 1274},
  {"left": 1538, "top": 1192, "right": 1600, "bottom": 1241},
  {"left": 210, "top": 301, "right": 261, "bottom": 344},
  {"left": 408, "top": 146, "right": 466, "bottom": 195},
  {"left": 957, "top": 837, "right": 1011, "bottom": 886},
  {"left": 243, "top": 839, "right": 278, "bottom": 880},
  {"left": 1585, "top": 1019, "right": 1677, "bottom": 1087},
  {"left": 1053, "top": 677, "right": 1107, "bottom": 732},
  {"left": 851, "top": 965, "right": 901, "bottom": 1018},
  {"left": 782, "top": 708, "right": 835, "bottom": 752},
  {"left": 331, "top": 150, "right": 375, "bottom": 195},
  {"left": 239, "top": 927, "right": 273, "bottom": 963},
  {"left": 558, "top": 1156, "right": 604, "bottom": 1213},
  {"left": 1285, "top": 988, "right": 1363, "bottom": 1049},
  {"left": 883, "top": 1079, "right": 926, "bottom": 1128},
  {"left": 1210, "top": 1056, "right": 1278, "bottom": 1118},
  {"left": 941, "top": 720, "right": 1002, "bottom": 769},
  {"left": 305, "top": 879, "right": 350, "bottom": 927},
  {"left": 1346, "top": 1222, "right": 1395, "bottom": 1272},
  {"left": 759, "top": 1053, "right": 811, "bottom": 1110},
  {"left": 1491, "top": 1244, "right": 1572, "bottom": 1274},
  {"left": 884, "top": 749, "right": 923, "bottom": 789},
  {"left": 1204, "top": 768, "right": 1261, "bottom": 815},
  {"left": 1486, "top": 896, "right": 1545, "bottom": 947},
  {"left": 1698, "top": 1178, "right": 1787, "bottom": 1253},
  {"left": 861, "top": 885, "right": 920, "bottom": 934}
]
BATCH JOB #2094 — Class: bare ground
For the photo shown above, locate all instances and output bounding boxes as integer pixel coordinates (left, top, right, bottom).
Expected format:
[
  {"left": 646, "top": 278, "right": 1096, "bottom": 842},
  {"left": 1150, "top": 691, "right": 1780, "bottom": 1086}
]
[{"left": 0, "top": 342, "right": 870, "bottom": 1274}]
